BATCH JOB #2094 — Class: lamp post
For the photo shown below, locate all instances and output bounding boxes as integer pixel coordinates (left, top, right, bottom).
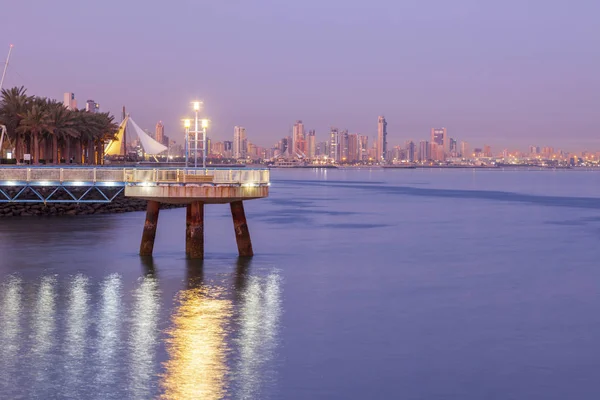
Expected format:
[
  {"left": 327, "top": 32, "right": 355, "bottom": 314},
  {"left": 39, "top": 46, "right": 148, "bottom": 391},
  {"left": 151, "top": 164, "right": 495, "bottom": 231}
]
[
  {"left": 201, "top": 119, "right": 209, "bottom": 169},
  {"left": 193, "top": 101, "right": 201, "bottom": 168},
  {"left": 184, "top": 119, "right": 191, "bottom": 168}
]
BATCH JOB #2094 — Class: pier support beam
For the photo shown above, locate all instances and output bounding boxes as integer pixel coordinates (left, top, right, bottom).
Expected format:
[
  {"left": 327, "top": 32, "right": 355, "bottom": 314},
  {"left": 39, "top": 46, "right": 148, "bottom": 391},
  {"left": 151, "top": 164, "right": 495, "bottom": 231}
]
[
  {"left": 186, "top": 201, "right": 204, "bottom": 259},
  {"left": 140, "top": 200, "right": 160, "bottom": 256},
  {"left": 230, "top": 201, "right": 253, "bottom": 257}
]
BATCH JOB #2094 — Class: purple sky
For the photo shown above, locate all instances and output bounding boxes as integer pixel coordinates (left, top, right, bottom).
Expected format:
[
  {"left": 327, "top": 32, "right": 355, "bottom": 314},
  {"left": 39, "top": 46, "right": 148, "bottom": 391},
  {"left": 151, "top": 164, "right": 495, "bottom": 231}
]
[{"left": 1, "top": 0, "right": 599, "bottom": 151}]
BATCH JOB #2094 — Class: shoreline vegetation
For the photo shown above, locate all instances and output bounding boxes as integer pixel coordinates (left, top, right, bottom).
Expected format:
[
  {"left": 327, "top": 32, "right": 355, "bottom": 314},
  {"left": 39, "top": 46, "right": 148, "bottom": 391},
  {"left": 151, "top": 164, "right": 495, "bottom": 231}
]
[{"left": 0, "top": 86, "right": 118, "bottom": 165}]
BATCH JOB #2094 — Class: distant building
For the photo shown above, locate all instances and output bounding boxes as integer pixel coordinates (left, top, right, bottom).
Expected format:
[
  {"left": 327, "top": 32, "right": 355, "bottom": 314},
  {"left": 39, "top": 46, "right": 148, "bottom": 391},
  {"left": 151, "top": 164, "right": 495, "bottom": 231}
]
[
  {"left": 223, "top": 141, "right": 233, "bottom": 158},
  {"left": 419, "top": 140, "right": 429, "bottom": 162},
  {"left": 430, "top": 128, "right": 448, "bottom": 160},
  {"left": 338, "top": 130, "right": 349, "bottom": 162},
  {"left": 405, "top": 140, "right": 415, "bottom": 162},
  {"left": 377, "top": 116, "right": 387, "bottom": 162},
  {"left": 483, "top": 145, "right": 492, "bottom": 157},
  {"left": 348, "top": 134, "right": 359, "bottom": 162},
  {"left": 329, "top": 128, "right": 339, "bottom": 162},
  {"left": 63, "top": 92, "right": 77, "bottom": 110},
  {"left": 307, "top": 130, "right": 316, "bottom": 159},
  {"left": 155, "top": 121, "right": 165, "bottom": 145},
  {"left": 85, "top": 100, "right": 99, "bottom": 113},
  {"left": 233, "top": 126, "right": 247, "bottom": 159},
  {"left": 460, "top": 141, "right": 470, "bottom": 158},
  {"left": 292, "top": 120, "right": 305, "bottom": 158}
]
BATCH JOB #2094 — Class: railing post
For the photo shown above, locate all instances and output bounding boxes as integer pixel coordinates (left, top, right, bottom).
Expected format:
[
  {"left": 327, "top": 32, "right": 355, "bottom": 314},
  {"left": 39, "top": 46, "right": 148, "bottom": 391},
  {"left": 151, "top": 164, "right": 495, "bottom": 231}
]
[
  {"left": 93, "top": 168, "right": 97, "bottom": 183},
  {"left": 60, "top": 168, "right": 64, "bottom": 183},
  {"left": 27, "top": 168, "right": 31, "bottom": 182}
]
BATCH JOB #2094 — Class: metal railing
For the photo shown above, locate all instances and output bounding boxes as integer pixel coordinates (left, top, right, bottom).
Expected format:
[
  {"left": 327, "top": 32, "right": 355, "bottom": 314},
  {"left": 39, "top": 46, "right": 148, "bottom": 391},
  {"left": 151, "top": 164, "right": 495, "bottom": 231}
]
[{"left": 0, "top": 167, "right": 270, "bottom": 186}]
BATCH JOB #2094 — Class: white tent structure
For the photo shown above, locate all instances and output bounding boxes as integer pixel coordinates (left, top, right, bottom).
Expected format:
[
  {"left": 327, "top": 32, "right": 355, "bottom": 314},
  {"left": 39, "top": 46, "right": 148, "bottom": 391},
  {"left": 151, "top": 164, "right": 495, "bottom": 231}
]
[{"left": 105, "top": 115, "right": 167, "bottom": 159}]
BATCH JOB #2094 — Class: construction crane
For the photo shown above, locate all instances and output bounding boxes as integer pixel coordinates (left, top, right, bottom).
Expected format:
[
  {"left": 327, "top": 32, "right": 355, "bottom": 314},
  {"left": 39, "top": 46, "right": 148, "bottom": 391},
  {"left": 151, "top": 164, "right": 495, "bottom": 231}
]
[{"left": 0, "top": 45, "right": 14, "bottom": 159}]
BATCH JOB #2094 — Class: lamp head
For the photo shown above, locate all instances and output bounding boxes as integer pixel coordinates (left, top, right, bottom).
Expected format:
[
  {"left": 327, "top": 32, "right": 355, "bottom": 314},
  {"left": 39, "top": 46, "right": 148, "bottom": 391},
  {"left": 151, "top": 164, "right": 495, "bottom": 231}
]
[
  {"left": 184, "top": 119, "right": 191, "bottom": 128},
  {"left": 192, "top": 101, "right": 201, "bottom": 111},
  {"left": 201, "top": 119, "right": 209, "bottom": 128}
]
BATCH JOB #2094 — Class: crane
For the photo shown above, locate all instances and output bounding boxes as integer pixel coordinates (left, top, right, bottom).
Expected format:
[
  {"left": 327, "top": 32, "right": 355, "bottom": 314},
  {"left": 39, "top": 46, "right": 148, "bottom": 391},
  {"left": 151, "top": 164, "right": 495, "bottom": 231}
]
[{"left": 0, "top": 45, "right": 14, "bottom": 160}]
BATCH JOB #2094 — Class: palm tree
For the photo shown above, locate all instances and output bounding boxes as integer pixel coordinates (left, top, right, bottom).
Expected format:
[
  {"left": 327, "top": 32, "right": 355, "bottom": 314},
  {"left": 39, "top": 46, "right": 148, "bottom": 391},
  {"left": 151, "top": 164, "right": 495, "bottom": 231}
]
[
  {"left": 47, "top": 101, "right": 78, "bottom": 163},
  {"left": 17, "top": 105, "right": 51, "bottom": 164},
  {"left": 0, "top": 86, "right": 33, "bottom": 161}
]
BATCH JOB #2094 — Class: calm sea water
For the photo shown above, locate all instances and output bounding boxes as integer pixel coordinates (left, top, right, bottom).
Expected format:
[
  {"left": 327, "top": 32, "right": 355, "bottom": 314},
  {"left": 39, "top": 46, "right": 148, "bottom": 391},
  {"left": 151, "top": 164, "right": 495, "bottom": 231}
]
[{"left": 2, "top": 168, "right": 600, "bottom": 399}]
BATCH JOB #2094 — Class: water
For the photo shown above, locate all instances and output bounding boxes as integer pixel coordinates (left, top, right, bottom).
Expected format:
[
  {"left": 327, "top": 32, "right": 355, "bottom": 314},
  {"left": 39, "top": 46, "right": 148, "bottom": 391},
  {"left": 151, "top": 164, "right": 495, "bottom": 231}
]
[{"left": 2, "top": 168, "right": 600, "bottom": 399}]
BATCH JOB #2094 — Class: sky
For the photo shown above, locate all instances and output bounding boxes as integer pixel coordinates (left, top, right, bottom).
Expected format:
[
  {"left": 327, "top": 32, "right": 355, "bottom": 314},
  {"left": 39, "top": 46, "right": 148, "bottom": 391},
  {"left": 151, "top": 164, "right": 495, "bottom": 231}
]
[{"left": 0, "top": 0, "right": 599, "bottom": 151}]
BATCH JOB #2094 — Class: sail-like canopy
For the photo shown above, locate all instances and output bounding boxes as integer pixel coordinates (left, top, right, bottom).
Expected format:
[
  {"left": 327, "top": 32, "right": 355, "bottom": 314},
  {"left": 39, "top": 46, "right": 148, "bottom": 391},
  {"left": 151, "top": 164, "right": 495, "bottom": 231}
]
[
  {"left": 104, "top": 116, "right": 129, "bottom": 156},
  {"left": 104, "top": 115, "right": 168, "bottom": 156},
  {"left": 128, "top": 117, "right": 168, "bottom": 155}
]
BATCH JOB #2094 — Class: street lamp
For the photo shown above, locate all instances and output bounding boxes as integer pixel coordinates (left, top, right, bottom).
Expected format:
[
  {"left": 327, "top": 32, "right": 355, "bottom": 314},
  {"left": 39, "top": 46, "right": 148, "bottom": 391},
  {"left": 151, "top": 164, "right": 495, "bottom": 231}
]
[
  {"left": 201, "top": 119, "right": 209, "bottom": 168},
  {"left": 192, "top": 101, "right": 202, "bottom": 168},
  {"left": 184, "top": 119, "right": 191, "bottom": 168}
]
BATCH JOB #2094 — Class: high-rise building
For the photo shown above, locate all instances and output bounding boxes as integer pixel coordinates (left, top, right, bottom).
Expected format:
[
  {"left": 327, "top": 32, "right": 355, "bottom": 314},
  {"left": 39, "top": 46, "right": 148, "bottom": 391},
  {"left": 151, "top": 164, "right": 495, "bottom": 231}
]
[
  {"left": 449, "top": 138, "right": 458, "bottom": 156},
  {"left": 155, "top": 121, "right": 165, "bottom": 145},
  {"left": 359, "top": 135, "right": 368, "bottom": 161},
  {"left": 316, "top": 141, "right": 328, "bottom": 158},
  {"left": 347, "top": 134, "right": 359, "bottom": 162},
  {"left": 483, "top": 145, "right": 492, "bottom": 157},
  {"left": 307, "top": 130, "right": 316, "bottom": 160},
  {"left": 85, "top": 100, "right": 99, "bottom": 113},
  {"left": 233, "top": 126, "right": 247, "bottom": 159},
  {"left": 431, "top": 128, "right": 448, "bottom": 159},
  {"left": 418, "top": 140, "right": 429, "bottom": 162},
  {"left": 405, "top": 140, "right": 415, "bottom": 162},
  {"left": 63, "top": 92, "right": 77, "bottom": 110},
  {"left": 292, "top": 120, "right": 305, "bottom": 158},
  {"left": 338, "top": 129, "right": 349, "bottom": 162},
  {"left": 223, "top": 141, "right": 233, "bottom": 158},
  {"left": 329, "top": 128, "right": 339, "bottom": 162},
  {"left": 377, "top": 116, "right": 387, "bottom": 163},
  {"left": 460, "top": 141, "right": 470, "bottom": 158}
]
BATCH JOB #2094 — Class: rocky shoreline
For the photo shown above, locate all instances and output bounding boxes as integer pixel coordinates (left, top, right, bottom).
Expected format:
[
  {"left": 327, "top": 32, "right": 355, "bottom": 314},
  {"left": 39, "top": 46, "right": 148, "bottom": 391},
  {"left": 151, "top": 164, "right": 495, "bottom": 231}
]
[{"left": 0, "top": 193, "right": 183, "bottom": 217}]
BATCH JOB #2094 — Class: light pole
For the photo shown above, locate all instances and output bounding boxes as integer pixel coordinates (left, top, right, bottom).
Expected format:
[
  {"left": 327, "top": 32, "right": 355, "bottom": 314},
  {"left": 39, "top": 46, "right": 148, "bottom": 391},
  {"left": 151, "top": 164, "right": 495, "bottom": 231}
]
[
  {"left": 193, "top": 101, "right": 201, "bottom": 168},
  {"left": 201, "top": 119, "right": 209, "bottom": 169},
  {"left": 184, "top": 119, "right": 191, "bottom": 168}
]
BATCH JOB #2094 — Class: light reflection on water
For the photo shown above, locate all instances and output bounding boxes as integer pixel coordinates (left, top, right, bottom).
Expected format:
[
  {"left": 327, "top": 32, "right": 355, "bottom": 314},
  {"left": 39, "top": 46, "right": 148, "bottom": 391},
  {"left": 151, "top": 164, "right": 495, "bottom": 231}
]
[
  {"left": 0, "top": 276, "right": 22, "bottom": 394},
  {"left": 129, "top": 270, "right": 161, "bottom": 399},
  {"left": 0, "top": 262, "right": 282, "bottom": 399},
  {"left": 160, "top": 270, "right": 233, "bottom": 399}
]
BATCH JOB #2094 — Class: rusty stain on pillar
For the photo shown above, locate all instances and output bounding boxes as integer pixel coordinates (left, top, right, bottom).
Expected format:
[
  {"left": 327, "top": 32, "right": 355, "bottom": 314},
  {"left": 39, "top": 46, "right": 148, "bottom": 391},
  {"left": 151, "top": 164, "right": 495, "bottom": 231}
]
[
  {"left": 230, "top": 200, "right": 253, "bottom": 257},
  {"left": 186, "top": 201, "right": 204, "bottom": 259},
  {"left": 140, "top": 200, "right": 160, "bottom": 256}
]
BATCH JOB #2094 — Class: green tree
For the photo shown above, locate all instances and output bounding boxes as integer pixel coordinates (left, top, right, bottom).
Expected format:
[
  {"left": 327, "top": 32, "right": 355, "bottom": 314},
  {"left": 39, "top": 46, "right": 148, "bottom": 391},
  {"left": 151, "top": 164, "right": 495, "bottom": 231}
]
[
  {"left": 0, "top": 86, "right": 33, "bottom": 160},
  {"left": 17, "top": 104, "right": 51, "bottom": 164}
]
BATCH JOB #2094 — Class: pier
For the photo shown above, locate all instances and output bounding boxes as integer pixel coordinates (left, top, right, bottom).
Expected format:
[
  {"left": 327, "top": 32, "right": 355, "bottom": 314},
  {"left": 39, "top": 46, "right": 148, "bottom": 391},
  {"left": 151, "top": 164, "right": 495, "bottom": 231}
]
[{"left": 0, "top": 167, "right": 270, "bottom": 258}]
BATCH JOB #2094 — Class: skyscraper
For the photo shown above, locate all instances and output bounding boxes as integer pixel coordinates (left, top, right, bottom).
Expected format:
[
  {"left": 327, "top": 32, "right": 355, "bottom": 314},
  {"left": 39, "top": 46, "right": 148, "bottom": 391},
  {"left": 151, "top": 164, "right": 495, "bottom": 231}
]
[
  {"left": 329, "top": 128, "right": 339, "bottom": 162},
  {"left": 155, "top": 121, "right": 165, "bottom": 145},
  {"left": 359, "top": 135, "right": 369, "bottom": 161},
  {"left": 338, "top": 129, "right": 349, "bottom": 162},
  {"left": 405, "top": 140, "right": 415, "bottom": 162},
  {"left": 307, "top": 130, "right": 316, "bottom": 160},
  {"left": 292, "top": 120, "right": 305, "bottom": 158},
  {"left": 348, "top": 134, "right": 360, "bottom": 162},
  {"left": 63, "top": 92, "right": 77, "bottom": 110},
  {"left": 85, "top": 100, "right": 99, "bottom": 113},
  {"left": 377, "top": 116, "right": 387, "bottom": 163},
  {"left": 233, "top": 126, "right": 247, "bottom": 159},
  {"left": 460, "top": 141, "right": 470, "bottom": 158},
  {"left": 419, "top": 140, "right": 430, "bottom": 162},
  {"left": 430, "top": 128, "right": 448, "bottom": 160}
]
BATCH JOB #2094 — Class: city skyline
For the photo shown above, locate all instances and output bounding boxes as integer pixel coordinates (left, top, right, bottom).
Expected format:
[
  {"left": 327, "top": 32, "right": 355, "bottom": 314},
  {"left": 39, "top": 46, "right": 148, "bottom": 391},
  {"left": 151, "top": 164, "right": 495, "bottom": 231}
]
[{"left": 1, "top": 1, "right": 598, "bottom": 151}]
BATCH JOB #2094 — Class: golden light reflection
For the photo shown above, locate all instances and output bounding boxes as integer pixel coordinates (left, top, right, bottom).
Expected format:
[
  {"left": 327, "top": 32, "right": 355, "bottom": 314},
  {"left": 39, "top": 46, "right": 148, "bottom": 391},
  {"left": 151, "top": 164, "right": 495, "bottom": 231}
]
[
  {"left": 161, "top": 285, "right": 232, "bottom": 400},
  {"left": 63, "top": 274, "right": 90, "bottom": 395}
]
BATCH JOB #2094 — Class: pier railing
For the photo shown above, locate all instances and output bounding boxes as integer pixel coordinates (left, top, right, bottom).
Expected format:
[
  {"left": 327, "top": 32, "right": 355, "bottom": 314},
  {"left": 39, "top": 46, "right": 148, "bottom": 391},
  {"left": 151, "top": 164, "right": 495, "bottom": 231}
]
[{"left": 0, "top": 167, "right": 270, "bottom": 186}]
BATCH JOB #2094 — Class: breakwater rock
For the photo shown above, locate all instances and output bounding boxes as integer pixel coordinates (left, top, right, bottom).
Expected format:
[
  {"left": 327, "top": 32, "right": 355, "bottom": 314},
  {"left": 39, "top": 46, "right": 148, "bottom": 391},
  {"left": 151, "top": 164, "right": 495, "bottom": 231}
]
[{"left": 0, "top": 193, "right": 184, "bottom": 217}]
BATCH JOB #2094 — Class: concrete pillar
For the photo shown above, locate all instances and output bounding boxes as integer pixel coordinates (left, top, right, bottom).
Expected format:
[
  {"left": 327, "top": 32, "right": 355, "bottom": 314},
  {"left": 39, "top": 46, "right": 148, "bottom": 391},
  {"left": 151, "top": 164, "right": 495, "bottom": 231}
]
[
  {"left": 140, "top": 200, "right": 160, "bottom": 256},
  {"left": 230, "top": 201, "right": 253, "bottom": 257},
  {"left": 186, "top": 201, "right": 204, "bottom": 259}
]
